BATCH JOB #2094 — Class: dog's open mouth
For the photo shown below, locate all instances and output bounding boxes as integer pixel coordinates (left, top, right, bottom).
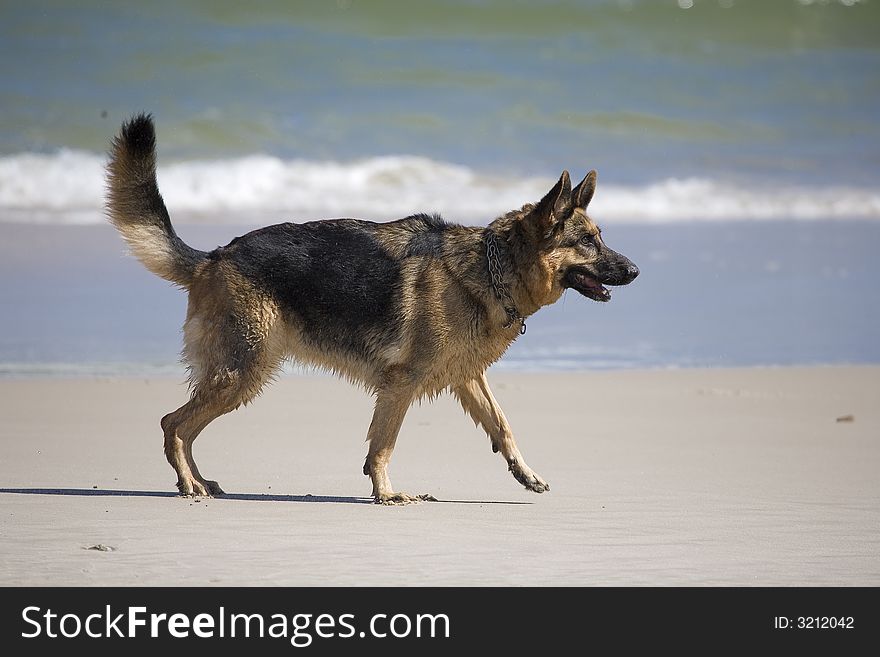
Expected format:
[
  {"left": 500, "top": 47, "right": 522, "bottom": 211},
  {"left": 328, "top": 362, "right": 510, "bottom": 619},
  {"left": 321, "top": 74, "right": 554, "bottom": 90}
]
[{"left": 564, "top": 268, "right": 611, "bottom": 302}]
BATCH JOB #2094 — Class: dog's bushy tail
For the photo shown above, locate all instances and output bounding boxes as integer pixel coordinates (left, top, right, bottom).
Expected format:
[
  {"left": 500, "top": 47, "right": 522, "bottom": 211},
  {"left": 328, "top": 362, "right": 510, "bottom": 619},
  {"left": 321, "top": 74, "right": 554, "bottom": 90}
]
[{"left": 105, "top": 113, "right": 206, "bottom": 288}]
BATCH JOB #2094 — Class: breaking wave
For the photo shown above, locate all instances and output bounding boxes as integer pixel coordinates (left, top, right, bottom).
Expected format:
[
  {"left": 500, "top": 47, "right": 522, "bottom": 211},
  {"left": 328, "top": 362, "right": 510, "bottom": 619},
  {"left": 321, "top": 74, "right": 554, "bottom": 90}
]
[{"left": 1, "top": 149, "right": 878, "bottom": 225}]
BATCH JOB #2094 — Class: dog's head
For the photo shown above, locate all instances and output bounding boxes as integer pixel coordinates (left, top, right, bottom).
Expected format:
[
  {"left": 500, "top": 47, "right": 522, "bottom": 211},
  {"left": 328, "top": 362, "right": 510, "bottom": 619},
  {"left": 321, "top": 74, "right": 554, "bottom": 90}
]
[{"left": 521, "top": 170, "right": 639, "bottom": 304}]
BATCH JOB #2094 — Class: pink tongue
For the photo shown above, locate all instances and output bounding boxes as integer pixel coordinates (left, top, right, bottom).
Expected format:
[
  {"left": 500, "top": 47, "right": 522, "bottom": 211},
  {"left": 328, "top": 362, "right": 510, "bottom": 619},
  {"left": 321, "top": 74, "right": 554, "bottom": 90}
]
[{"left": 577, "top": 273, "right": 610, "bottom": 300}]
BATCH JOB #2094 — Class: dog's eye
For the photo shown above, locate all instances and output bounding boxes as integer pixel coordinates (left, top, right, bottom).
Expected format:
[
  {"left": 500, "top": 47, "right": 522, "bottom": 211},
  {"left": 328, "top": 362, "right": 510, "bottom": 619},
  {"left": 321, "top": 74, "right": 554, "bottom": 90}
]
[{"left": 579, "top": 235, "right": 594, "bottom": 246}]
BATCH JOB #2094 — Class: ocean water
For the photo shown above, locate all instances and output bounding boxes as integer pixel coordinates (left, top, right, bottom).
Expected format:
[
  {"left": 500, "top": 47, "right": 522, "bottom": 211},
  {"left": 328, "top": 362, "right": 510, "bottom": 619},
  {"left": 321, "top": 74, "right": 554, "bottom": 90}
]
[{"left": 1, "top": 1, "right": 878, "bottom": 374}]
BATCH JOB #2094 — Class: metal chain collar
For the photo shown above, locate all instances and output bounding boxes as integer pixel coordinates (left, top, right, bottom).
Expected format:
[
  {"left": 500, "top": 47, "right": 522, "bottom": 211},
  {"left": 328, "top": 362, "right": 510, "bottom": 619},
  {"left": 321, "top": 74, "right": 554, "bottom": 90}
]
[{"left": 484, "top": 231, "right": 526, "bottom": 335}]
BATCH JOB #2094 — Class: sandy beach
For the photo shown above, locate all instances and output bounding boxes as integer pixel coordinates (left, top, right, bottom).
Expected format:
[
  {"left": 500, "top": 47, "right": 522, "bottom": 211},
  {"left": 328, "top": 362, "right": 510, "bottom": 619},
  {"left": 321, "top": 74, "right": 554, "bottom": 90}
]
[{"left": 0, "top": 366, "right": 877, "bottom": 586}]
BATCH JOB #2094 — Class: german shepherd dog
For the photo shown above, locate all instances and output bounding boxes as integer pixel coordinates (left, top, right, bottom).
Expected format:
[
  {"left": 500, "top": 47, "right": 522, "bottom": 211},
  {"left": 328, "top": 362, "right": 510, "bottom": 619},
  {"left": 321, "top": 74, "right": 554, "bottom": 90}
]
[{"left": 106, "top": 114, "right": 639, "bottom": 504}]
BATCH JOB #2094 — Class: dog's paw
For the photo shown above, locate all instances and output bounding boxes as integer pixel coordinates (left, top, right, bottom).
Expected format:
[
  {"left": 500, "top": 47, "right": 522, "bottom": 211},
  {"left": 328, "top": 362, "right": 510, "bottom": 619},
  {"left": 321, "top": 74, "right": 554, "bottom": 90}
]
[
  {"left": 508, "top": 461, "right": 550, "bottom": 493},
  {"left": 176, "top": 478, "right": 204, "bottom": 497},
  {"left": 176, "top": 477, "right": 224, "bottom": 498},
  {"left": 374, "top": 492, "right": 437, "bottom": 505}
]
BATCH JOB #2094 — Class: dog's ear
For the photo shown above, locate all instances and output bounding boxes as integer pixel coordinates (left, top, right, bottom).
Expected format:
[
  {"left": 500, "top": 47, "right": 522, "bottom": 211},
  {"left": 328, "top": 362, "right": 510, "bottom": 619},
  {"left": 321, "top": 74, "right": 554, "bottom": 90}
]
[
  {"left": 572, "top": 170, "right": 597, "bottom": 210},
  {"left": 531, "top": 170, "right": 572, "bottom": 236}
]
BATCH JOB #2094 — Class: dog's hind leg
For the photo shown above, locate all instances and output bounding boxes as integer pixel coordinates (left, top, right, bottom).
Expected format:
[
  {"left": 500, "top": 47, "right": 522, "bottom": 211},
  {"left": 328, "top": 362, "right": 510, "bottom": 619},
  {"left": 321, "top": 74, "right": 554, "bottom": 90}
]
[
  {"left": 161, "top": 382, "right": 234, "bottom": 497},
  {"left": 453, "top": 372, "right": 549, "bottom": 494},
  {"left": 362, "top": 370, "right": 434, "bottom": 505},
  {"left": 161, "top": 361, "right": 271, "bottom": 497},
  {"left": 161, "top": 297, "right": 281, "bottom": 497}
]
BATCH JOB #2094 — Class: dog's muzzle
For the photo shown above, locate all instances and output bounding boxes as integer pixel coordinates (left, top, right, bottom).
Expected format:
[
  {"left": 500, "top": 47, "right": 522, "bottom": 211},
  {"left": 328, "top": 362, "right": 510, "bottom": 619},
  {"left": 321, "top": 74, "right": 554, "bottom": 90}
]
[{"left": 564, "top": 252, "right": 639, "bottom": 302}]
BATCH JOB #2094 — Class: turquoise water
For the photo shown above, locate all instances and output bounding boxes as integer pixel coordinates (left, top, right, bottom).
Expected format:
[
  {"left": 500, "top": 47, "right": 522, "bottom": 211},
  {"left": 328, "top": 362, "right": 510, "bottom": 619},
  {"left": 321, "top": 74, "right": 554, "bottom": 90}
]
[{"left": 1, "top": 0, "right": 879, "bottom": 224}]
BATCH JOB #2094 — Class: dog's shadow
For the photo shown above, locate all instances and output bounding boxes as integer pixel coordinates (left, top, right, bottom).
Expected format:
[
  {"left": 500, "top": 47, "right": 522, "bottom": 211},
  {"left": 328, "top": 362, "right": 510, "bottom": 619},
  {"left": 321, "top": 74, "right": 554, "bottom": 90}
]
[{"left": 0, "top": 488, "right": 531, "bottom": 505}]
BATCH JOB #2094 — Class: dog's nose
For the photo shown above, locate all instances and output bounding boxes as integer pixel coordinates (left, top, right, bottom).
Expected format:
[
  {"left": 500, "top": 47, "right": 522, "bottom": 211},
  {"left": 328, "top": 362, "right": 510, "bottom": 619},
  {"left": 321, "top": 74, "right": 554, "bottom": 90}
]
[{"left": 626, "top": 264, "right": 640, "bottom": 280}]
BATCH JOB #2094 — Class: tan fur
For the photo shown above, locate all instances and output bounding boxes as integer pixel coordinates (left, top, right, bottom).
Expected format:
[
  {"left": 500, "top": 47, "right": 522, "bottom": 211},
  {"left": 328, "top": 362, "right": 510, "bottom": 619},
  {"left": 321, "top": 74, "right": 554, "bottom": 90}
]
[{"left": 112, "top": 223, "right": 180, "bottom": 282}]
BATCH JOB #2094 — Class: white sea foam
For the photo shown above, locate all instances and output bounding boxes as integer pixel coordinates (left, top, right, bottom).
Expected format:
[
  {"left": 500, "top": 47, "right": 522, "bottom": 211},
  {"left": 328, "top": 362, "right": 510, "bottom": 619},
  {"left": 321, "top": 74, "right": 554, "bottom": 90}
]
[{"left": 1, "top": 149, "right": 879, "bottom": 225}]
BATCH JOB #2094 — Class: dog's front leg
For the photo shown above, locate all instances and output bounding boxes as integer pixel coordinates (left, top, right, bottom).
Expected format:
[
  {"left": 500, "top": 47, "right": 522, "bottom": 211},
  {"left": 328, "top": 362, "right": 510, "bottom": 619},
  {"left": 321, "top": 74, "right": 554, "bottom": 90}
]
[
  {"left": 453, "top": 373, "right": 549, "bottom": 493},
  {"left": 363, "top": 374, "right": 435, "bottom": 505}
]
